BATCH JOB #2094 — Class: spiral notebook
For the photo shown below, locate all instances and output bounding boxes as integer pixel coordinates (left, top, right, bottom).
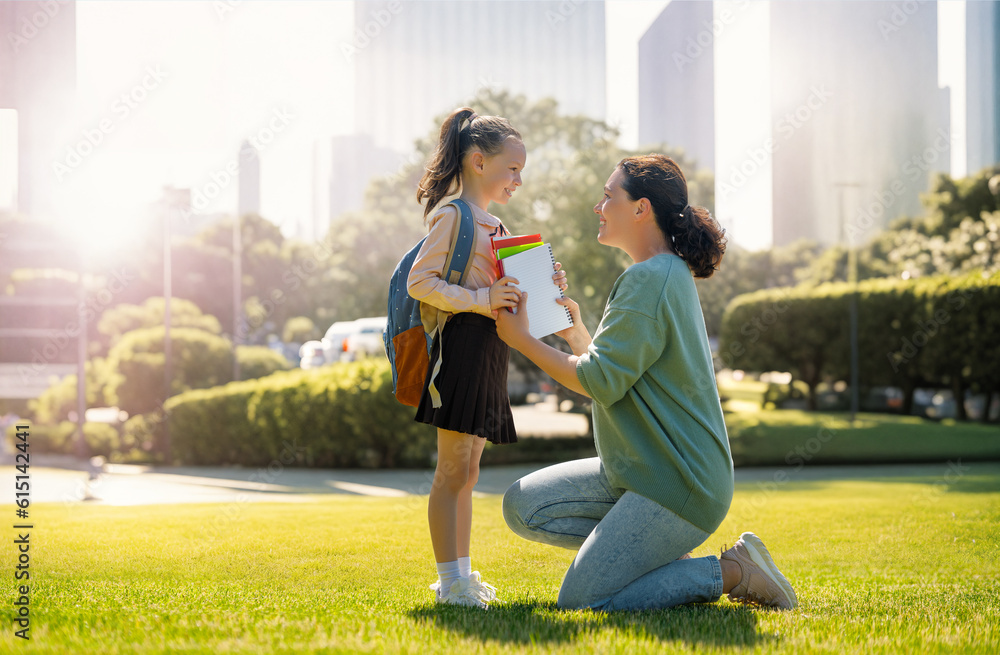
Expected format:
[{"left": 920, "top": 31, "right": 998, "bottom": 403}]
[{"left": 498, "top": 243, "right": 574, "bottom": 339}]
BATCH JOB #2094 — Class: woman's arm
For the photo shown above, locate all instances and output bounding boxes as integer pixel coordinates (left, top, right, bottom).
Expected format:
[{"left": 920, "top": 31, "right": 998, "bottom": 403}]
[{"left": 495, "top": 293, "right": 590, "bottom": 397}]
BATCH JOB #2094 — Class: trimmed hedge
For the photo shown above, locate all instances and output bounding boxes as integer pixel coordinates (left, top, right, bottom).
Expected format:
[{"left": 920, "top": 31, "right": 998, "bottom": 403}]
[
  {"left": 159, "top": 359, "right": 434, "bottom": 468},
  {"left": 720, "top": 270, "right": 1000, "bottom": 414},
  {"left": 4, "top": 421, "right": 132, "bottom": 458}
]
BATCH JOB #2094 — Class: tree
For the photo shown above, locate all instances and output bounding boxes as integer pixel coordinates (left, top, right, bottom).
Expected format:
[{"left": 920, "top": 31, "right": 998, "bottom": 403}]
[
  {"left": 96, "top": 297, "right": 222, "bottom": 354},
  {"left": 329, "top": 89, "right": 716, "bottom": 333},
  {"left": 29, "top": 359, "right": 112, "bottom": 424},
  {"left": 105, "top": 327, "right": 235, "bottom": 416},
  {"left": 282, "top": 316, "right": 320, "bottom": 344}
]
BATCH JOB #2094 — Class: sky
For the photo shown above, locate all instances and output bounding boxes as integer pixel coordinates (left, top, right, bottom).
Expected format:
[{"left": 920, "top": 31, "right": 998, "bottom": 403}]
[{"left": 9, "top": 0, "right": 969, "bottom": 253}]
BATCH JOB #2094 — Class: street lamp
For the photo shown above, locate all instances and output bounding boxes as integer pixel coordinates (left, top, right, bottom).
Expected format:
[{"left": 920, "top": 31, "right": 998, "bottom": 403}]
[
  {"left": 159, "top": 187, "right": 189, "bottom": 459},
  {"left": 835, "top": 182, "right": 862, "bottom": 423}
]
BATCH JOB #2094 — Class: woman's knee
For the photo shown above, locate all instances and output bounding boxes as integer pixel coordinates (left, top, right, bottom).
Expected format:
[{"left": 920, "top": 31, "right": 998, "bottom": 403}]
[
  {"left": 557, "top": 579, "right": 607, "bottom": 611},
  {"left": 501, "top": 480, "right": 531, "bottom": 536}
]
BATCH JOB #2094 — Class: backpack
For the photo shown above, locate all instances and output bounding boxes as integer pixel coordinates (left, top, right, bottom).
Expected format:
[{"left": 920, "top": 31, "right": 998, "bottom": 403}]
[{"left": 383, "top": 199, "right": 477, "bottom": 406}]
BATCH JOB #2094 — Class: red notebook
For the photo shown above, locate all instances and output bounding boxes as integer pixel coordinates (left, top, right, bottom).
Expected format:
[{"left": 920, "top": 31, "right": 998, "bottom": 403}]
[
  {"left": 492, "top": 234, "right": 541, "bottom": 249},
  {"left": 492, "top": 234, "right": 542, "bottom": 277}
]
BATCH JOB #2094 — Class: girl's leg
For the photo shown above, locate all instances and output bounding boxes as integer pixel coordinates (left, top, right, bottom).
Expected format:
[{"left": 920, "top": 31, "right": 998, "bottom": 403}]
[
  {"left": 428, "top": 428, "right": 476, "bottom": 564},
  {"left": 457, "top": 436, "right": 487, "bottom": 559}
]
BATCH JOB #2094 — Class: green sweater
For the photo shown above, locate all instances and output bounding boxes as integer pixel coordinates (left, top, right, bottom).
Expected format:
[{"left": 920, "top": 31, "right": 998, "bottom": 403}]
[{"left": 575, "top": 253, "right": 733, "bottom": 533}]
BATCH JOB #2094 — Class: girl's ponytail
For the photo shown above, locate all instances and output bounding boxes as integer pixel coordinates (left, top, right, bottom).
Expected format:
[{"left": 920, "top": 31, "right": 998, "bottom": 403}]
[
  {"left": 618, "top": 155, "right": 726, "bottom": 278},
  {"left": 417, "top": 107, "right": 522, "bottom": 219}
]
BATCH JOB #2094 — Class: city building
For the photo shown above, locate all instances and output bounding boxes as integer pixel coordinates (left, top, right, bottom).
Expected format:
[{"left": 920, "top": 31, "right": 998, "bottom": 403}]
[
  {"left": 311, "top": 134, "right": 400, "bottom": 241},
  {"left": 768, "top": 0, "right": 949, "bottom": 247},
  {"left": 0, "top": 0, "right": 78, "bottom": 222},
  {"left": 967, "top": 0, "right": 1000, "bottom": 175},
  {"left": 351, "top": 0, "right": 606, "bottom": 154},
  {"left": 638, "top": 0, "right": 715, "bottom": 171}
]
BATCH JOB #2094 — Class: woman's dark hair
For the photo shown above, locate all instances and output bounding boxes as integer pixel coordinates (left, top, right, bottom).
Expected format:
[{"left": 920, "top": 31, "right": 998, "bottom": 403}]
[
  {"left": 416, "top": 107, "right": 522, "bottom": 218},
  {"left": 617, "top": 154, "right": 727, "bottom": 278}
]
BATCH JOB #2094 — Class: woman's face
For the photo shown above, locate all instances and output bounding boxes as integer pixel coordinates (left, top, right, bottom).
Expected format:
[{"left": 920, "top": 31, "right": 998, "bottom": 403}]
[{"left": 594, "top": 167, "right": 637, "bottom": 248}]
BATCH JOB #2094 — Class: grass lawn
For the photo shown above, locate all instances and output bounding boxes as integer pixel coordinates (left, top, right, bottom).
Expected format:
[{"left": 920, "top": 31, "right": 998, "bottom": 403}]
[
  {"left": 5, "top": 463, "right": 999, "bottom": 654},
  {"left": 726, "top": 410, "right": 1000, "bottom": 467}
]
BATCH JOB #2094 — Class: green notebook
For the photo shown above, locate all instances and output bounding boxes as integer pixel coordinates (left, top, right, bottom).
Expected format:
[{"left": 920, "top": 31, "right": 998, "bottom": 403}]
[{"left": 497, "top": 242, "right": 543, "bottom": 260}]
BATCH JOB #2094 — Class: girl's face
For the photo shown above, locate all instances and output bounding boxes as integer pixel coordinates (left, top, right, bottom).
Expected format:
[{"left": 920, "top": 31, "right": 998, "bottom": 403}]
[
  {"left": 479, "top": 137, "right": 525, "bottom": 205},
  {"left": 594, "top": 167, "right": 639, "bottom": 248}
]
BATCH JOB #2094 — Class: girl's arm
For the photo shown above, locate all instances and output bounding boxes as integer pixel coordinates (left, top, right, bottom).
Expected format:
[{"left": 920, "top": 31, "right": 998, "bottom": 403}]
[
  {"left": 495, "top": 292, "right": 590, "bottom": 397},
  {"left": 406, "top": 205, "right": 492, "bottom": 314}
]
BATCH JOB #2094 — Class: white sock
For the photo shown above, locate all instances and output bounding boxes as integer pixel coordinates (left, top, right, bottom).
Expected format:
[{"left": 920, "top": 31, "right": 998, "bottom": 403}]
[
  {"left": 458, "top": 556, "right": 472, "bottom": 578},
  {"left": 436, "top": 560, "right": 461, "bottom": 596}
]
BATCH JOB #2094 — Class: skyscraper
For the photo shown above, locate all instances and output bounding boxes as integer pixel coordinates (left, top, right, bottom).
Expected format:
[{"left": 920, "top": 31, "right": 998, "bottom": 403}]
[
  {"left": 351, "top": 0, "right": 606, "bottom": 153},
  {"left": 312, "top": 134, "right": 400, "bottom": 241},
  {"left": 967, "top": 0, "right": 1000, "bottom": 175},
  {"left": 238, "top": 140, "right": 260, "bottom": 217},
  {"left": 769, "top": 1, "right": 949, "bottom": 247},
  {"left": 638, "top": 0, "right": 715, "bottom": 171},
  {"left": 0, "top": 0, "right": 77, "bottom": 222}
]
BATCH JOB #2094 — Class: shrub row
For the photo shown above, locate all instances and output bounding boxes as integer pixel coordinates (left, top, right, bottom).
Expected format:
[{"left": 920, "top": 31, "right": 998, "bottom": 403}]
[
  {"left": 149, "top": 359, "right": 435, "bottom": 468},
  {"left": 720, "top": 270, "right": 1000, "bottom": 415},
  {"left": 5, "top": 421, "right": 133, "bottom": 459}
]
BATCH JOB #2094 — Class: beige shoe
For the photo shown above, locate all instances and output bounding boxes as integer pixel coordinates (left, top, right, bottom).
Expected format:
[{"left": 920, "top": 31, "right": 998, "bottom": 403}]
[{"left": 720, "top": 532, "right": 797, "bottom": 610}]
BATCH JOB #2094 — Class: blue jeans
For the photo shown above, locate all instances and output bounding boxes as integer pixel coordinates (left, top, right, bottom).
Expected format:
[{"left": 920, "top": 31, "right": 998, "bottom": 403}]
[{"left": 503, "top": 458, "right": 724, "bottom": 611}]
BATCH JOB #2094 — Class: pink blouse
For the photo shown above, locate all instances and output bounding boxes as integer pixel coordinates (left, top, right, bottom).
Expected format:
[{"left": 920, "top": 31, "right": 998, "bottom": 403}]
[{"left": 406, "top": 201, "right": 506, "bottom": 319}]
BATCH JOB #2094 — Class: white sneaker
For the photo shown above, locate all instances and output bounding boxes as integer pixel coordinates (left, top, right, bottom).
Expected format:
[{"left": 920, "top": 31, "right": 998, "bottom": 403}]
[
  {"left": 467, "top": 571, "right": 498, "bottom": 602},
  {"left": 430, "top": 572, "right": 498, "bottom": 602},
  {"left": 436, "top": 577, "right": 487, "bottom": 609}
]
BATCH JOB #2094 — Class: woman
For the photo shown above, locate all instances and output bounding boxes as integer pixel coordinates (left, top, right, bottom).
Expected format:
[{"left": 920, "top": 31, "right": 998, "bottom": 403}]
[{"left": 495, "top": 154, "right": 797, "bottom": 611}]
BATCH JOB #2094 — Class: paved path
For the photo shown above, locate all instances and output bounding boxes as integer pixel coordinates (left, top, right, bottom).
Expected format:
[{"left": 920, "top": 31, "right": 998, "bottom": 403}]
[
  {"left": 3, "top": 399, "right": 590, "bottom": 506},
  {"left": 9, "top": 458, "right": 553, "bottom": 506},
  {"left": 7, "top": 456, "right": 992, "bottom": 507}
]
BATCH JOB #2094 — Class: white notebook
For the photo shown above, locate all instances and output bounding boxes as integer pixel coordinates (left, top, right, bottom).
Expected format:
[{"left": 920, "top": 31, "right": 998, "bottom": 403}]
[{"left": 500, "top": 243, "right": 574, "bottom": 339}]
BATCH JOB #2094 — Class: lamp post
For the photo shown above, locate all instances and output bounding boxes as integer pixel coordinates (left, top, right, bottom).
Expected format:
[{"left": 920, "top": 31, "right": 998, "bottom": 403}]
[
  {"left": 159, "top": 187, "right": 189, "bottom": 459},
  {"left": 233, "top": 214, "right": 242, "bottom": 382},
  {"left": 835, "top": 182, "right": 862, "bottom": 423}
]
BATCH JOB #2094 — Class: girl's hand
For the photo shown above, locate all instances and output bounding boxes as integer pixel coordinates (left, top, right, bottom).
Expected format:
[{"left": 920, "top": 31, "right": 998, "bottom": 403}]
[
  {"left": 489, "top": 276, "right": 521, "bottom": 311},
  {"left": 495, "top": 292, "right": 531, "bottom": 349},
  {"left": 552, "top": 261, "right": 568, "bottom": 292}
]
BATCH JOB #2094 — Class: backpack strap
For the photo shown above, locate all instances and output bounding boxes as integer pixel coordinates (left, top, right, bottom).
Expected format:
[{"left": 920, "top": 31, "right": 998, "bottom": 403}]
[
  {"left": 426, "top": 198, "right": 478, "bottom": 408},
  {"left": 441, "top": 198, "right": 477, "bottom": 286}
]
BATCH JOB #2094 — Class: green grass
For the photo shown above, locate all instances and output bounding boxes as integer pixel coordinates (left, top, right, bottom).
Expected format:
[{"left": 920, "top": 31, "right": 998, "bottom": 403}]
[
  {"left": 726, "top": 409, "right": 1000, "bottom": 467},
  {"left": 6, "top": 463, "right": 1000, "bottom": 653}
]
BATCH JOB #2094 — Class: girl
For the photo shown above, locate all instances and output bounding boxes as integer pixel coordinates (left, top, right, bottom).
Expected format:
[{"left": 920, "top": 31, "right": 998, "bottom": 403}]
[
  {"left": 407, "top": 107, "right": 568, "bottom": 607},
  {"left": 497, "top": 155, "right": 797, "bottom": 611}
]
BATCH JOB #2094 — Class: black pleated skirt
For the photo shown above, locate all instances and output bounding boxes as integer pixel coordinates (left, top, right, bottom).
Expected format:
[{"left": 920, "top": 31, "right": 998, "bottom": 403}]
[{"left": 415, "top": 312, "right": 517, "bottom": 445}]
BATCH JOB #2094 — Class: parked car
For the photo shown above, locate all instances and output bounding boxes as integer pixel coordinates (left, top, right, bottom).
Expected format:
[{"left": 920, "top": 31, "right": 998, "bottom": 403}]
[
  {"left": 322, "top": 320, "right": 357, "bottom": 364},
  {"left": 298, "top": 340, "right": 326, "bottom": 369},
  {"left": 345, "top": 316, "right": 388, "bottom": 361}
]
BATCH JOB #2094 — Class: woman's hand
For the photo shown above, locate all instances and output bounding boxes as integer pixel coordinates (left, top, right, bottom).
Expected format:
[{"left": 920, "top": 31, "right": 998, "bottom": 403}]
[
  {"left": 555, "top": 296, "right": 582, "bottom": 335},
  {"left": 489, "top": 276, "right": 521, "bottom": 311},
  {"left": 495, "top": 292, "right": 531, "bottom": 350},
  {"left": 555, "top": 296, "right": 591, "bottom": 356}
]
